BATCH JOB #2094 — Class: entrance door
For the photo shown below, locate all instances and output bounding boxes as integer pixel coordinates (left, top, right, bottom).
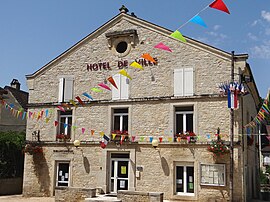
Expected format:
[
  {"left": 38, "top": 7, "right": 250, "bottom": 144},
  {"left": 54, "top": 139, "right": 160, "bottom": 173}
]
[{"left": 110, "top": 153, "right": 129, "bottom": 193}]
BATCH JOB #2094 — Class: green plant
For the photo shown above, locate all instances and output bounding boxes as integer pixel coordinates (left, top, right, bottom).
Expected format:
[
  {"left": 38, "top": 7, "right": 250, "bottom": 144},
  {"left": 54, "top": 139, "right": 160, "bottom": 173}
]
[{"left": 207, "top": 140, "right": 230, "bottom": 156}]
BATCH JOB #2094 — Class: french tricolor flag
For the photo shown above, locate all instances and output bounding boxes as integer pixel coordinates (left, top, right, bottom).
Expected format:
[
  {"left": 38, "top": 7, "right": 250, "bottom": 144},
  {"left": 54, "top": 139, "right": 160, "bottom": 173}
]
[{"left": 228, "top": 90, "right": 238, "bottom": 109}]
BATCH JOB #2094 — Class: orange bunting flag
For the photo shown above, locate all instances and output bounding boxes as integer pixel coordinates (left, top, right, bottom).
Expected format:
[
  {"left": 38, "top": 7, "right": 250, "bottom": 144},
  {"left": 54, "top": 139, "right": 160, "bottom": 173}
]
[
  {"left": 61, "top": 103, "right": 72, "bottom": 109},
  {"left": 91, "top": 130, "right": 95, "bottom": 136},
  {"left": 57, "top": 106, "right": 66, "bottom": 112},
  {"left": 141, "top": 53, "right": 157, "bottom": 64},
  {"left": 75, "top": 96, "right": 84, "bottom": 106},
  {"left": 209, "top": 0, "right": 230, "bottom": 14},
  {"left": 54, "top": 121, "right": 59, "bottom": 127},
  {"left": 112, "top": 133, "right": 117, "bottom": 140},
  {"left": 120, "top": 135, "right": 125, "bottom": 144},
  {"left": 177, "top": 137, "right": 181, "bottom": 142},
  {"left": 107, "top": 76, "right": 118, "bottom": 89},
  {"left": 69, "top": 100, "right": 78, "bottom": 108}
]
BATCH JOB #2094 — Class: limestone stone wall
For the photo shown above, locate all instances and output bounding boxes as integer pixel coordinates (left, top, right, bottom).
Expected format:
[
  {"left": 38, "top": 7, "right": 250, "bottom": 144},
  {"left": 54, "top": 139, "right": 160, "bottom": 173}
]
[{"left": 55, "top": 187, "right": 96, "bottom": 202}]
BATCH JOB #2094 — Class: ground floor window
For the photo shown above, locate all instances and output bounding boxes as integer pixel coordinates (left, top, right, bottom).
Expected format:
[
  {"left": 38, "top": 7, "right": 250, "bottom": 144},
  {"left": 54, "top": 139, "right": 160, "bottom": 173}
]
[
  {"left": 56, "top": 162, "right": 70, "bottom": 187},
  {"left": 175, "top": 164, "right": 194, "bottom": 195},
  {"left": 200, "top": 164, "right": 225, "bottom": 186}
]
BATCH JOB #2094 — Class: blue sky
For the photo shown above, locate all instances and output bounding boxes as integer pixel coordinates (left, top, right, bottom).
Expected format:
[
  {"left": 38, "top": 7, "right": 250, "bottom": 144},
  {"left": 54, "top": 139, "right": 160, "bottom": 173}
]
[{"left": 0, "top": 0, "right": 269, "bottom": 97}]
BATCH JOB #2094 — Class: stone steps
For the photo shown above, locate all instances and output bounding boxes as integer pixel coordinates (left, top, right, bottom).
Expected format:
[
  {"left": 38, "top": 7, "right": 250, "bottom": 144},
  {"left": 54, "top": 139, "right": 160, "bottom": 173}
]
[{"left": 85, "top": 194, "right": 121, "bottom": 202}]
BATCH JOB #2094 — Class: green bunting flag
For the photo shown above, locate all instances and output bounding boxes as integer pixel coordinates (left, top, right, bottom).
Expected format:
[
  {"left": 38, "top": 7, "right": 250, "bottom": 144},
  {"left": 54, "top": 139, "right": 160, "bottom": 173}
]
[{"left": 170, "top": 30, "right": 186, "bottom": 42}]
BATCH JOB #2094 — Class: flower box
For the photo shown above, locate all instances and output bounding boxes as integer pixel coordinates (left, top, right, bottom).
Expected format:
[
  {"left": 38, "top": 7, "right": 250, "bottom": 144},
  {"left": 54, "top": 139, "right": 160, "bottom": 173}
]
[
  {"left": 24, "top": 144, "right": 43, "bottom": 155},
  {"left": 175, "top": 132, "right": 196, "bottom": 143},
  {"left": 56, "top": 134, "right": 70, "bottom": 142},
  {"left": 207, "top": 140, "right": 229, "bottom": 157}
]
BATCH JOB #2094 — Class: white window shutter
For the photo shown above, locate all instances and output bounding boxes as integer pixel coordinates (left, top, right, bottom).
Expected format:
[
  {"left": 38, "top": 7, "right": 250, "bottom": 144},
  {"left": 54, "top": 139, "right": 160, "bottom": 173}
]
[
  {"left": 112, "top": 74, "right": 120, "bottom": 100},
  {"left": 184, "top": 68, "right": 194, "bottom": 96},
  {"left": 64, "top": 77, "right": 74, "bottom": 102},
  {"left": 174, "top": 69, "right": 184, "bottom": 96},
  {"left": 58, "top": 78, "right": 64, "bottom": 102},
  {"left": 120, "top": 75, "right": 129, "bottom": 99}
]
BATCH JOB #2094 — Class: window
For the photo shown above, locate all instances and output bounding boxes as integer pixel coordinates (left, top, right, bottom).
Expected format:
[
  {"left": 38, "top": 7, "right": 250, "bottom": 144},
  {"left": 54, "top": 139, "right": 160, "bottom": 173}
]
[
  {"left": 112, "top": 108, "right": 128, "bottom": 133},
  {"left": 175, "top": 164, "right": 194, "bottom": 195},
  {"left": 56, "top": 162, "right": 70, "bottom": 187},
  {"left": 116, "top": 41, "right": 128, "bottom": 53},
  {"left": 174, "top": 68, "right": 194, "bottom": 96},
  {"left": 112, "top": 74, "right": 129, "bottom": 100},
  {"left": 175, "top": 106, "right": 193, "bottom": 135},
  {"left": 200, "top": 164, "right": 225, "bottom": 186},
  {"left": 58, "top": 111, "right": 72, "bottom": 139},
  {"left": 58, "top": 77, "right": 74, "bottom": 102}
]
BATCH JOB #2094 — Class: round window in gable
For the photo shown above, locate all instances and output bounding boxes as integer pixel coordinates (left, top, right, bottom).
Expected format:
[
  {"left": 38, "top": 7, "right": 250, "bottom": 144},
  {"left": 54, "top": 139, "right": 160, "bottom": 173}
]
[{"left": 116, "top": 41, "right": 128, "bottom": 54}]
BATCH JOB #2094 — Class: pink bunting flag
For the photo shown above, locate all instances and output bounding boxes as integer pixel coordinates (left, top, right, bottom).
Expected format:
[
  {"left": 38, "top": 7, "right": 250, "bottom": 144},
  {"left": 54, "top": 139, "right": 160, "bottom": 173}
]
[
  {"left": 57, "top": 106, "right": 66, "bottom": 112},
  {"left": 154, "top": 42, "right": 172, "bottom": 52},
  {"left": 98, "top": 83, "right": 111, "bottom": 91},
  {"left": 82, "top": 128, "right": 86, "bottom": 134},
  {"left": 187, "top": 136, "right": 191, "bottom": 142},
  {"left": 209, "top": 0, "right": 230, "bottom": 14},
  {"left": 131, "top": 136, "right": 136, "bottom": 142}
]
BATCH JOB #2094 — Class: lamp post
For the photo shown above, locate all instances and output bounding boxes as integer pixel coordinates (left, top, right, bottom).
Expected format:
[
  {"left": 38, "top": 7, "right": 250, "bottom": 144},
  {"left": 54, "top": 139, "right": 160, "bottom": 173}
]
[
  {"left": 230, "top": 51, "right": 235, "bottom": 202},
  {"left": 73, "top": 139, "right": 81, "bottom": 148}
]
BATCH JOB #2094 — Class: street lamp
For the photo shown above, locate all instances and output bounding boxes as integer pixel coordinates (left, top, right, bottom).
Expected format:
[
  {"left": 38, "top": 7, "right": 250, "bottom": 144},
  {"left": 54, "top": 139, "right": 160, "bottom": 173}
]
[
  {"left": 73, "top": 140, "right": 81, "bottom": 148},
  {"left": 152, "top": 139, "right": 159, "bottom": 149}
]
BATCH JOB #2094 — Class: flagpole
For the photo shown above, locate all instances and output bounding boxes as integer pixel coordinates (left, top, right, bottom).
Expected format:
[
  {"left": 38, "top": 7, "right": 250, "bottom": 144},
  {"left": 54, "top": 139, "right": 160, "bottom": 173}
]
[{"left": 230, "top": 50, "right": 235, "bottom": 202}]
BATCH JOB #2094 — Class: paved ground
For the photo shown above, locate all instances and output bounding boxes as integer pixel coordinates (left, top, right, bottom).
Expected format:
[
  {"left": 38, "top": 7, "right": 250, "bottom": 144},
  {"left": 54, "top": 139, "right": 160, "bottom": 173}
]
[{"left": 0, "top": 195, "right": 54, "bottom": 202}]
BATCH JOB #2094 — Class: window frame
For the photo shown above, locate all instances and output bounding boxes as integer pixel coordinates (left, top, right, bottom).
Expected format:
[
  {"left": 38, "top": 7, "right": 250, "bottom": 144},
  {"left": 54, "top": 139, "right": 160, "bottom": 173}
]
[
  {"left": 56, "top": 161, "right": 70, "bottom": 187},
  {"left": 112, "top": 108, "right": 129, "bottom": 132},
  {"left": 174, "top": 68, "right": 194, "bottom": 97},
  {"left": 200, "top": 163, "right": 226, "bottom": 186},
  {"left": 58, "top": 77, "right": 74, "bottom": 103},
  {"left": 175, "top": 106, "right": 194, "bottom": 135},
  {"left": 58, "top": 110, "right": 72, "bottom": 138},
  {"left": 175, "top": 163, "right": 195, "bottom": 196}
]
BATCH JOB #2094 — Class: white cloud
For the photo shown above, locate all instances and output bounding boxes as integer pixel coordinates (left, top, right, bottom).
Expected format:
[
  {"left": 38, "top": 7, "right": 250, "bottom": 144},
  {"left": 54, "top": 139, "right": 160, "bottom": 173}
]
[
  {"left": 262, "top": 11, "right": 270, "bottom": 22},
  {"left": 247, "top": 33, "right": 258, "bottom": 41},
  {"left": 213, "top": 25, "right": 221, "bottom": 31},
  {"left": 251, "top": 40, "right": 270, "bottom": 59},
  {"left": 251, "top": 20, "right": 258, "bottom": 27}
]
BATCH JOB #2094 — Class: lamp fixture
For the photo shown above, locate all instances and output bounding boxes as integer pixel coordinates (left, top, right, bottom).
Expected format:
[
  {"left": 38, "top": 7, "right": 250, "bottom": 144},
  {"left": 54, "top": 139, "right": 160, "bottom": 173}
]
[
  {"left": 152, "top": 139, "right": 159, "bottom": 149},
  {"left": 73, "top": 140, "right": 81, "bottom": 148}
]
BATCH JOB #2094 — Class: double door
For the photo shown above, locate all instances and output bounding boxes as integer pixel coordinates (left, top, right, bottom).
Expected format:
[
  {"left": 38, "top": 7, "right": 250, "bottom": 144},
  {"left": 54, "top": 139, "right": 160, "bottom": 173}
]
[{"left": 110, "top": 154, "right": 129, "bottom": 193}]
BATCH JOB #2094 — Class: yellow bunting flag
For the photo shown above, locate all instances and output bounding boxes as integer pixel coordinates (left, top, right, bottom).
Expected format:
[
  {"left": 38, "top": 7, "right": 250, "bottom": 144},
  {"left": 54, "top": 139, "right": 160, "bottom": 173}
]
[
  {"left": 119, "top": 69, "right": 132, "bottom": 80},
  {"left": 168, "top": 137, "right": 173, "bottom": 142},
  {"left": 170, "top": 30, "right": 186, "bottom": 43},
  {"left": 100, "top": 132, "right": 104, "bottom": 137},
  {"left": 130, "top": 61, "right": 144, "bottom": 70},
  {"left": 45, "top": 118, "right": 50, "bottom": 123},
  {"left": 69, "top": 100, "right": 78, "bottom": 108},
  {"left": 112, "top": 133, "right": 117, "bottom": 140}
]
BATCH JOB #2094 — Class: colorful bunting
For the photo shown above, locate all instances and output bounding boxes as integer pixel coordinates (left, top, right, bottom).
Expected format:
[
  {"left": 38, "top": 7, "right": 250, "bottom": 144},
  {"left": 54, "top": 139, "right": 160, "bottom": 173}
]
[
  {"left": 130, "top": 61, "right": 144, "bottom": 70},
  {"left": 98, "top": 83, "right": 111, "bottom": 91},
  {"left": 82, "top": 128, "right": 86, "bottom": 134},
  {"left": 170, "top": 30, "right": 186, "bottom": 42},
  {"left": 75, "top": 96, "right": 84, "bottom": 106},
  {"left": 91, "top": 130, "right": 95, "bottom": 136},
  {"left": 159, "top": 137, "right": 163, "bottom": 143},
  {"left": 54, "top": 121, "right": 59, "bottom": 127},
  {"left": 107, "top": 76, "right": 118, "bottom": 89},
  {"left": 69, "top": 100, "right": 78, "bottom": 108},
  {"left": 119, "top": 69, "right": 132, "bottom": 80},
  {"left": 61, "top": 103, "right": 71, "bottom": 109},
  {"left": 141, "top": 53, "right": 157, "bottom": 64},
  {"left": 154, "top": 42, "right": 172, "bottom": 52},
  {"left": 57, "top": 106, "right": 66, "bottom": 112},
  {"left": 189, "top": 15, "right": 207, "bottom": 27},
  {"left": 209, "top": 0, "right": 230, "bottom": 14},
  {"left": 82, "top": 92, "right": 94, "bottom": 100},
  {"left": 91, "top": 87, "right": 103, "bottom": 93},
  {"left": 112, "top": 133, "right": 117, "bottom": 140},
  {"left": 64, "top": 123, "right": 68, "bottom": 128},
  {"left": 131, "top": 136, "right": 136, "bottom": 142}
]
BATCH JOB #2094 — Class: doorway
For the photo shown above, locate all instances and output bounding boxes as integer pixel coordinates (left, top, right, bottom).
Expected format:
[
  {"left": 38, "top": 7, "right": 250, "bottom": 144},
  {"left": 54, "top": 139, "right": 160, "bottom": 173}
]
[{"left": 110, "top": 153, "right": 129, "bottom": 193}]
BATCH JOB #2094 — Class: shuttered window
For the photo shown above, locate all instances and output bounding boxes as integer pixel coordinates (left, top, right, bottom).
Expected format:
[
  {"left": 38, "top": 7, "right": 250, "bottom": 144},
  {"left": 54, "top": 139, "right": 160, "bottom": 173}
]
[
  {"left": 174, "top": 68, "right": 194, "bottom": 96},
  {"left": 58, "top": 77, "right": 74, "bottom": 102},
  {"left": 112, "top": 74, "right": 129, "bottom": 100}
]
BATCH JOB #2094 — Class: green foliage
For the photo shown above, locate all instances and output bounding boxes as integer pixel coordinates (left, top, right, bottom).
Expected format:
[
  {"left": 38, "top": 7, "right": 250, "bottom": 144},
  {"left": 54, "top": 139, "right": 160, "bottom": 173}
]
[
  {"left": 0, "top": 131, "right": 26, "bottom": 178},
  {"left": 260, "top": 170, "right": 269, "bottom": 184}
]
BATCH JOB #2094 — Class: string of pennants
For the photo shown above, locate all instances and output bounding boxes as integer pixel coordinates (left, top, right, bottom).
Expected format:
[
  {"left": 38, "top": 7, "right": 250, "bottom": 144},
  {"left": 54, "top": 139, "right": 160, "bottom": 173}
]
[
  {"left": 244, "top": 90, "right": 270, "bottom": 128},
  {"left": 0, "top": 0, "right": 233, "bottom": 149},
  {"left": 67, "top": 0, "right": 232, "bottom": 102}
]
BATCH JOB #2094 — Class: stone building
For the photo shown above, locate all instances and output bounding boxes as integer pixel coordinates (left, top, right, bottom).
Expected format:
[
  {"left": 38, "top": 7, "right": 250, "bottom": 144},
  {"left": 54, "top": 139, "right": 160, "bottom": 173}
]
[
  {"left": 0, "top": 79, "right": 29, "bottom": 132},
  {"left": 23, "top": 7, "right": 260, "bottom": 202}
]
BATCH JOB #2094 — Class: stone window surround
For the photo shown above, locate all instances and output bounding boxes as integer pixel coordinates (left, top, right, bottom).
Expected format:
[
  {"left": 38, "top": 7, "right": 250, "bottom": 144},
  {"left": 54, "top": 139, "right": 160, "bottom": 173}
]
[
  {"left": 52, "top": 159, "right": 73, "bottom": 195},
  {"left": 172, "top": 161, "right": 198, "bottom": 201},
  {"left": 108, "top": 105, "right": 132, "bottom": 136},
  {"left": 169, "top": 102, "right": 197, "bottom": 137}
]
